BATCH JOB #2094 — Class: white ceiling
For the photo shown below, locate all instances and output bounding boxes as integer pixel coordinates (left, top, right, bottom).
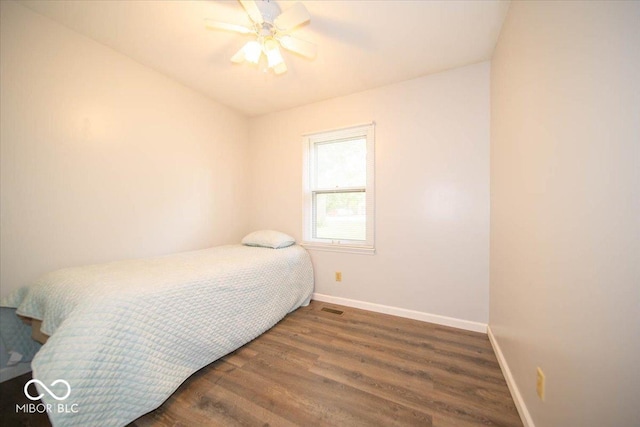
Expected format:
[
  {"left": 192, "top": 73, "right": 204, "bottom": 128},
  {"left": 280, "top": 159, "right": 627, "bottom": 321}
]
[{"left": 20, "top": 0, "right": 510, "bottom": 117}]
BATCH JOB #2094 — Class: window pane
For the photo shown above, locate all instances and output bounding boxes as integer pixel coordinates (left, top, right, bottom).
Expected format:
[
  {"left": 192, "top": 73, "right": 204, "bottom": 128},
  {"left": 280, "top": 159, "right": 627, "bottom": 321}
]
[
  {"left": 314, "top": 192, "right": 366, "bottom": 241},
  {"left": 315, "top": 138, "right": 366, "bottom": 188}
]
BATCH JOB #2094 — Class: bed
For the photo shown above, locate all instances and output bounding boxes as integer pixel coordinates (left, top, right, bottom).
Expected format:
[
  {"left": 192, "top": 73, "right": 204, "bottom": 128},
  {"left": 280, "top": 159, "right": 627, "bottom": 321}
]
[{"left": 1, "top": 238, "right": 314, "bottom": 426}]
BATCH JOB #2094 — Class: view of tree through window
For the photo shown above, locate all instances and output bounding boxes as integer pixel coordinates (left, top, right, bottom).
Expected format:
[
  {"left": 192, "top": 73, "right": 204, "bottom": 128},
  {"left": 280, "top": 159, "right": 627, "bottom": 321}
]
[{"left": 313, "top": 137, "right": 367, "bottom": 241}]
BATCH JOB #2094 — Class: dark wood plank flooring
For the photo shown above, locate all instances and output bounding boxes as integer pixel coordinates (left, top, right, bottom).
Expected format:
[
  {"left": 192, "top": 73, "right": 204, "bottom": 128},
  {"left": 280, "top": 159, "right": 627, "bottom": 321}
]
[{"left": 0, "top": 301, "right": 522, "bottom": 427}]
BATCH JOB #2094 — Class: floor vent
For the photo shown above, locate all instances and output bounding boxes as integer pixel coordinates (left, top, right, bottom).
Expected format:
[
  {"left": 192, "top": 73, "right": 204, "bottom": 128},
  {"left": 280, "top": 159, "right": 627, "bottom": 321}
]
[{"left": 321, "top": 307, "right": 344, "bottom": 315}]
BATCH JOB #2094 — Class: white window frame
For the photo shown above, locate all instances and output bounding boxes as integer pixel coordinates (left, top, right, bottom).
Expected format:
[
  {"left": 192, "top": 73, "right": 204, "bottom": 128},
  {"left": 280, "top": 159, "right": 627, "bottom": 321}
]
[{"left": 302, "top": 123, "right": 375, "bottom": 255}]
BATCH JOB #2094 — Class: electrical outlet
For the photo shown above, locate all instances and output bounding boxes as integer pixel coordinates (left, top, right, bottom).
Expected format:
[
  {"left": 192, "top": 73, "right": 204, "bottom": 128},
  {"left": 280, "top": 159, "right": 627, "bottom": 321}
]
[
  {"left": 335, "top": 272, "right": 342, "bottom": 282},
  {"left": 536, "top": 367, "right": 545, "bottom": 401}
]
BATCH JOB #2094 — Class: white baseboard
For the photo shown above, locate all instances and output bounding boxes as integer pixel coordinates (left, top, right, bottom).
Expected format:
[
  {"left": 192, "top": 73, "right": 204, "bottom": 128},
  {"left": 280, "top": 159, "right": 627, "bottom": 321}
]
[
  {"left": 311, "top": 293, "right": 487, "bottom": 333},
  {"left": 487, "top": 325, "right": 534, "bottom": 427},
  {"left": 0, "top": 362, "right": 31, "bottom": 383}
]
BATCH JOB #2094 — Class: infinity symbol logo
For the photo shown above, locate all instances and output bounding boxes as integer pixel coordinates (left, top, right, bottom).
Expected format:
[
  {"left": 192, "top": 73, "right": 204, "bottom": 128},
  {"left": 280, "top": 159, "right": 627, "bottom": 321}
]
[{"left": 24, "top": 379, "right": 71, "bottom": 401}]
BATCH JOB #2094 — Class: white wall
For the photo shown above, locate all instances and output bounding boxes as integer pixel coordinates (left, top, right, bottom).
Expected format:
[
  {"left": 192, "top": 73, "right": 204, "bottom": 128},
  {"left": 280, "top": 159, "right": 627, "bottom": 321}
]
[
  {"left": 0, "top": 1, "right": 250, "bottom": 298},
  {"left": 490, "top": 1, "right": 640, "bottom": 426},
  {"left": 249, "top": 62, "right": 490, "bottom": 325}
]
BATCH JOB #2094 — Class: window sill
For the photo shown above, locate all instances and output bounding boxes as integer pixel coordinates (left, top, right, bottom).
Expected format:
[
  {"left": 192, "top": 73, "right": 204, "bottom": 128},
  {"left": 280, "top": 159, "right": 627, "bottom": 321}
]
[{"left": 300, "top": 242, "right": 376, "bottom": 255}]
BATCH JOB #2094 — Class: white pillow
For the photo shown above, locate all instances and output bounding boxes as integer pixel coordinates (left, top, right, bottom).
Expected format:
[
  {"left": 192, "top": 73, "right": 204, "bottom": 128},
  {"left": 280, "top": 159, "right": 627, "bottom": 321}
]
[{"left": 241, "top": 230, "right": 295, "bottom": 249}]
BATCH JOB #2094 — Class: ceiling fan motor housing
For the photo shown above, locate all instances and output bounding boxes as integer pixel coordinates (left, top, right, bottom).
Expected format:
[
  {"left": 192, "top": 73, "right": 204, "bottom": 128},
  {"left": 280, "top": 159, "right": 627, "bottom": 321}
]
[{"left": 256, "top": 0, "right": 281, "bottom": 26}]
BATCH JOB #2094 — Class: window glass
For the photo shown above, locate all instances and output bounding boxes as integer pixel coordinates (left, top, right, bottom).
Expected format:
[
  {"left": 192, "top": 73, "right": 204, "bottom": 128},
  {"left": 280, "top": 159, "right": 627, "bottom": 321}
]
[
  {"left": 315, "top": 138, "right": 366, "bottom": 189},
  {"left": 313, "top": 192, "right": 366, "bottom": 241}
]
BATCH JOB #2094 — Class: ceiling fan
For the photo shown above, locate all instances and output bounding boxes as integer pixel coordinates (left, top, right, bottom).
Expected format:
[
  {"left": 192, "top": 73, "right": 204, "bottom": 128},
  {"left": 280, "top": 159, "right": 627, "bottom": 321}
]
[{"left": 205, "top": 0, "right": 317, "bottom": 75}]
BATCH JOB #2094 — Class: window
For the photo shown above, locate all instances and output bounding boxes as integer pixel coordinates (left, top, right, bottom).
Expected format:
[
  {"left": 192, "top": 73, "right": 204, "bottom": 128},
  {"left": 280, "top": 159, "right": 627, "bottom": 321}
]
[{"left": 302, "top": 123, "right": 375, "bottom": 254}]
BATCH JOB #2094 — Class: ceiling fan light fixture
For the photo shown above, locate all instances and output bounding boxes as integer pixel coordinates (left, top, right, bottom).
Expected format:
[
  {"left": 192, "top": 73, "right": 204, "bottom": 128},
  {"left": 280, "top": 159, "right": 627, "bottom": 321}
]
[
  {"left": 273, "top": 62, "right": 287, "bottom": 75},
  {"left": 243, "top": 40, "right": 262, "bottom": 64},
  {"left": 263, "top": 38, "right": 279, "bottom": 51},
  {"left": 264, "top": 39, "right": 284, "bottom": 68}
]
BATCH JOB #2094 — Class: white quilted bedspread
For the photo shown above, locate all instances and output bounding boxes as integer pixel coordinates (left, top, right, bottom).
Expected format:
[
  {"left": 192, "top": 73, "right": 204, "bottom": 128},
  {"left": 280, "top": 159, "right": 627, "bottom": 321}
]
[{"left": 1, "top": 244, "right": 314, "bottom": 426}]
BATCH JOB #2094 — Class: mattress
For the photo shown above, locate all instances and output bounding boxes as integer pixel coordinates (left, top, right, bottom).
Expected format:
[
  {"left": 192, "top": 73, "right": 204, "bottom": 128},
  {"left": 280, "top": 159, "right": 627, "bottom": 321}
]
[{"left": 1, "top": 244, "right": 314, "bottom": 426}]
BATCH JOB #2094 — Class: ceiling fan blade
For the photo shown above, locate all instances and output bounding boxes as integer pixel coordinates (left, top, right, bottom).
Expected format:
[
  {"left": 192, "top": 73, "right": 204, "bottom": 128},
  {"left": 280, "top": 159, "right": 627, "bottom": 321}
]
[
  {"left": 274, "top": 2, "right": 310, "bottom": 31},
  {"left": 231, "top": 40, "right": 261, "bottom": 64},
  {"left": 204, "top": 19, "right": 252, "bottom": 35},
  {"left": 279, "top": 35, "right": 317, "bottom": 59},
  {"left": 239, "top": 0, "right": 264, "bottom": 25}
]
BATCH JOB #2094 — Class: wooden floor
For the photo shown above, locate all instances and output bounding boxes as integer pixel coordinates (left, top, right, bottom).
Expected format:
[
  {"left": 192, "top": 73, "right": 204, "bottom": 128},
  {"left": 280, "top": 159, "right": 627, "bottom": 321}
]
[{"left": 1, "top": 301, "right": 522, "bottom": 427}]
